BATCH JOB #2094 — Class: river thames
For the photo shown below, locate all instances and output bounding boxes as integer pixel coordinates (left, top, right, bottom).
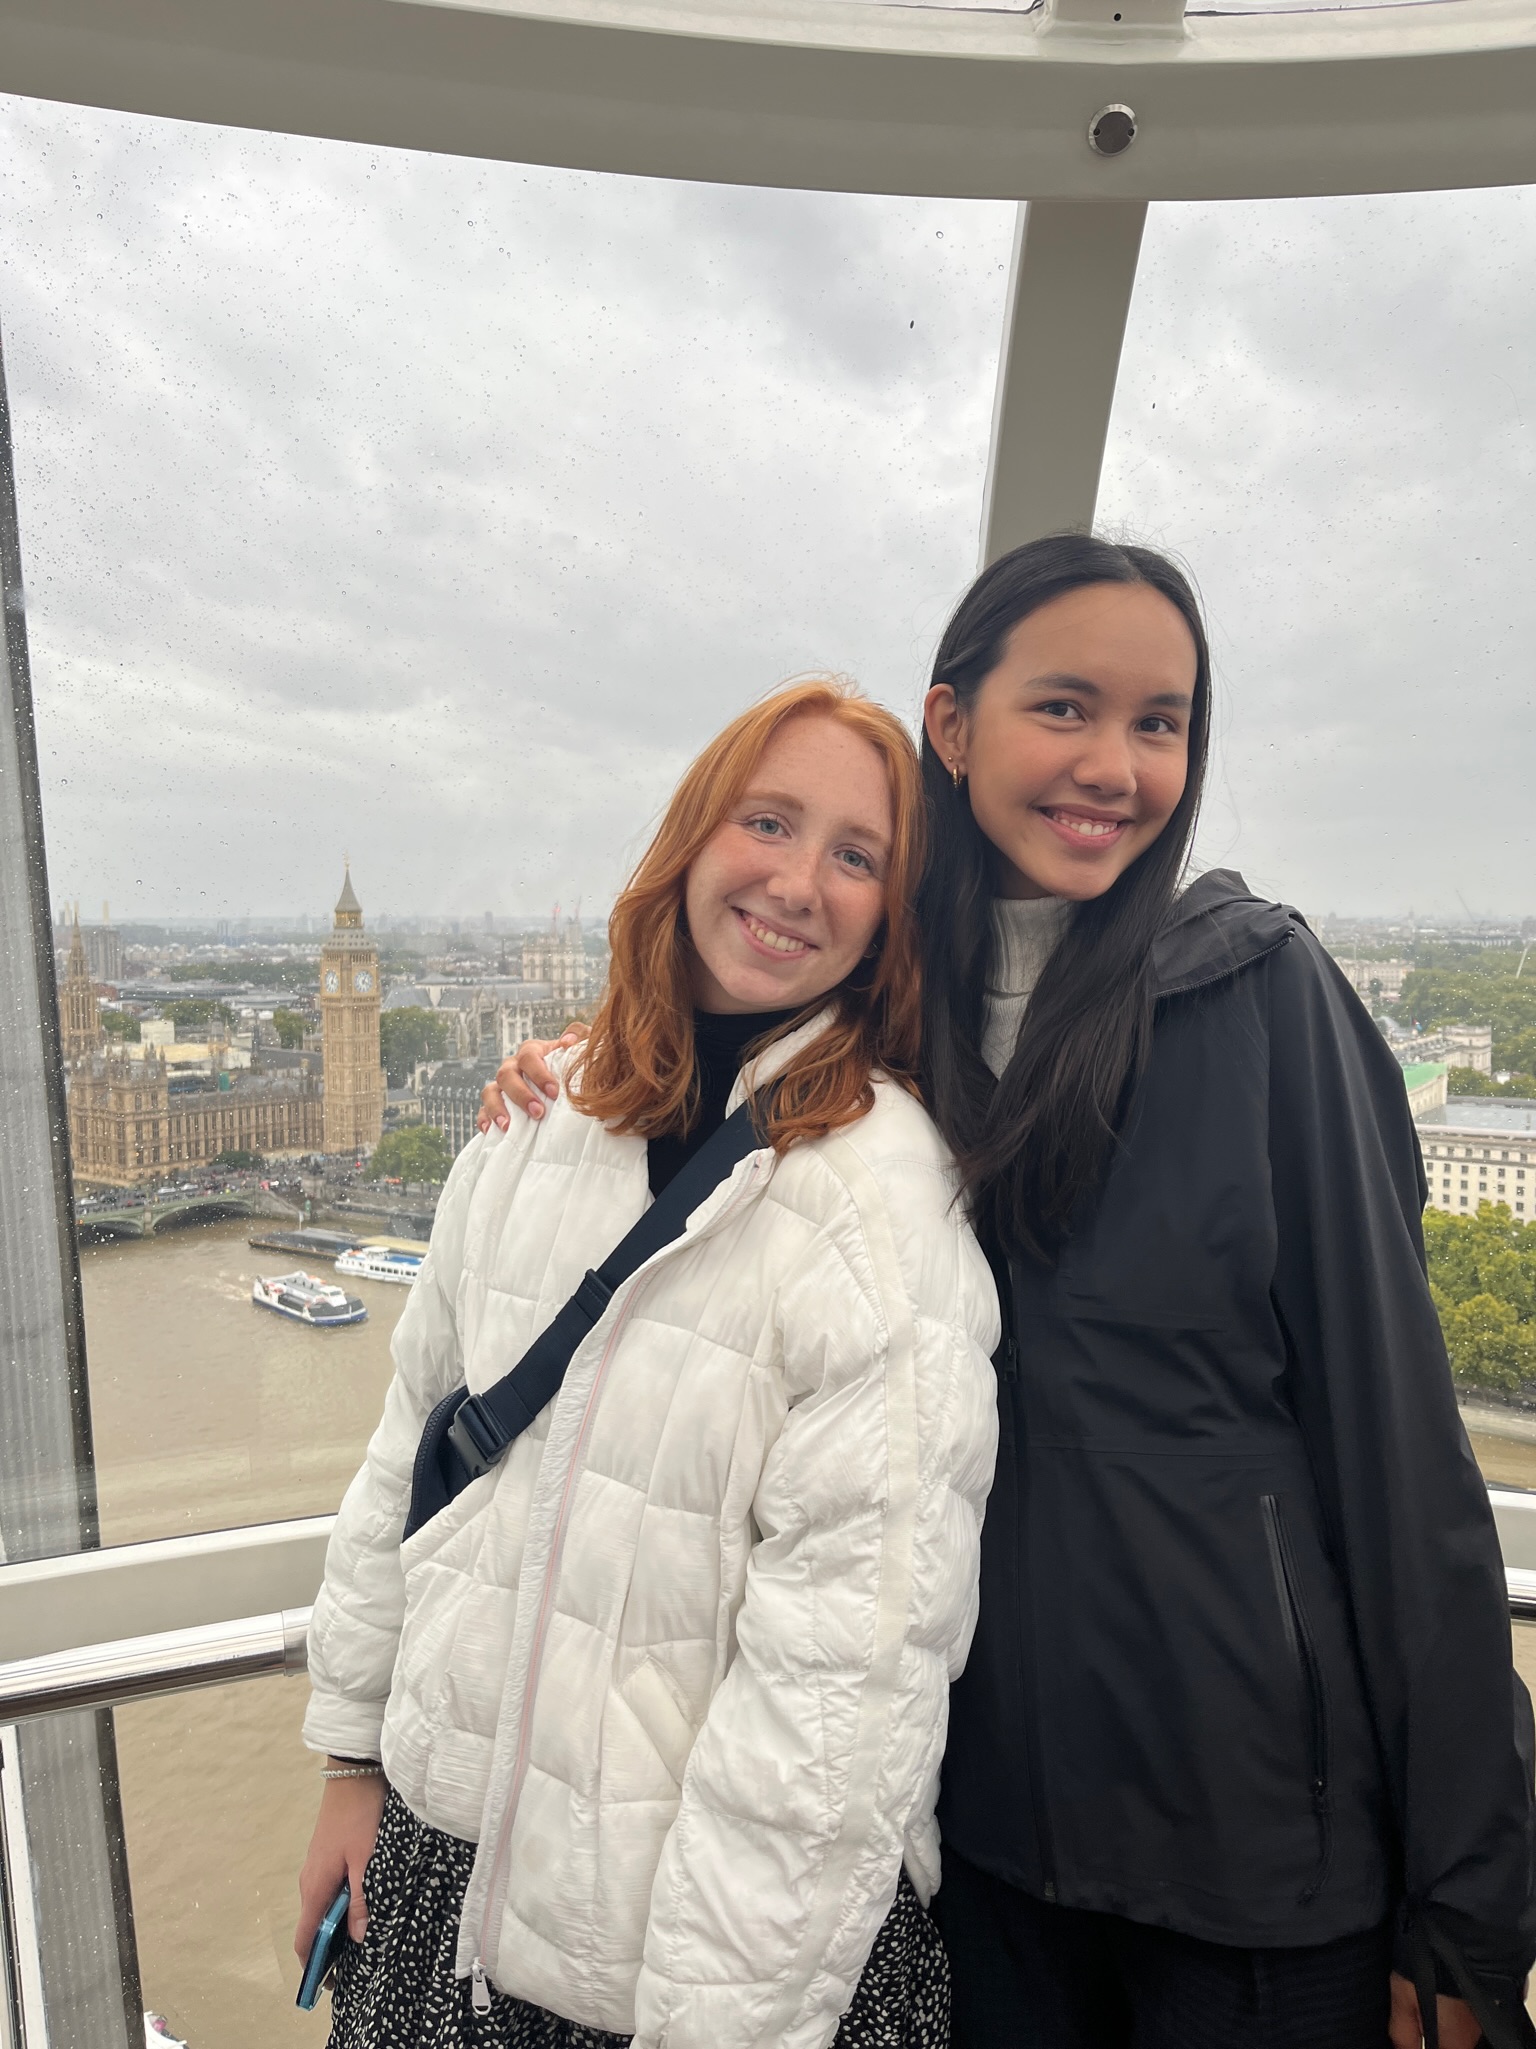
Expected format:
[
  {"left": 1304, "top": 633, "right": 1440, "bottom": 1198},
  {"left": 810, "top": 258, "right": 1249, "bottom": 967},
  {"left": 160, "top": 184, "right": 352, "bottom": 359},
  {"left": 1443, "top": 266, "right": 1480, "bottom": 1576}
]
[
  {"left": 75, "top": 1217, "right": 1536, "bottom": 2047},
  {"left": 81, "top": 1218, "right": 407, "bottom": 2049}
]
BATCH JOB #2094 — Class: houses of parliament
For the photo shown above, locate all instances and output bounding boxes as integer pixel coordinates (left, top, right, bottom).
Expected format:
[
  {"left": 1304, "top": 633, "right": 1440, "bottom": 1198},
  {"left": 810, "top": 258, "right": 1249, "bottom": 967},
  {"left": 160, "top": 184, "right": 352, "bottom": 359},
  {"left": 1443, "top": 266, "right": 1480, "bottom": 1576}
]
[{"left": 62, "top": 870, "right": 385, "bottom": 1186}]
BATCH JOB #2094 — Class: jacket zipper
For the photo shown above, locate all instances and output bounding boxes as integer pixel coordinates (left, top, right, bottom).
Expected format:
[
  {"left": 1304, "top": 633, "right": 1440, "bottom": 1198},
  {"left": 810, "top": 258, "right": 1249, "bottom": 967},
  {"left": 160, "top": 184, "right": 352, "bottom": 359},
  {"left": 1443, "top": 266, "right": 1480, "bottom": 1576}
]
[
  {"left": 1260, "top": 1493, "right": 1332, "bottom": 1905},
  {"left": 471, "top": 1158, "right": 766, "bottom": 1997},
  {"left": 1157, "top": 931, "right": 1292, "bottom": 1005}
]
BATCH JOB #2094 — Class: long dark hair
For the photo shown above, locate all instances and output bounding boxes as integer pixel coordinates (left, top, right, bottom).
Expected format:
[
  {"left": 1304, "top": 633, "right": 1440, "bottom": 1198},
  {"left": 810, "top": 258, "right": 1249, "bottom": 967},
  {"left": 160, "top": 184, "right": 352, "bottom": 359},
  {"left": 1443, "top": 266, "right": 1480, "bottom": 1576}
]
[{"left": 916, "top": 534, "right": 1211, "bottom": 1260}]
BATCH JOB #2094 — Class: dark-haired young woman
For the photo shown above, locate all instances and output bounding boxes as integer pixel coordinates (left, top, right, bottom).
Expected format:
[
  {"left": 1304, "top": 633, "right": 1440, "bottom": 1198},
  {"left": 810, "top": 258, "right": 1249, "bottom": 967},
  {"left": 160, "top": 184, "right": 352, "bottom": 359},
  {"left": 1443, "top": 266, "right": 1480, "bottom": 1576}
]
[{"left": 488, "top": 537, "right": 1535, "bottom": 2049}]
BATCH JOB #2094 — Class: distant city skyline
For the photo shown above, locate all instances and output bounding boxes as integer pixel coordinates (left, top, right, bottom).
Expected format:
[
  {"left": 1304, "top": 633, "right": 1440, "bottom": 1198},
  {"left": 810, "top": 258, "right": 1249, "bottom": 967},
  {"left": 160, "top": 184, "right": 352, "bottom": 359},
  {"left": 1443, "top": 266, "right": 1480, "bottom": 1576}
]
[{"left": 52, "top": 896, "right": 1536, "bottom": 937}]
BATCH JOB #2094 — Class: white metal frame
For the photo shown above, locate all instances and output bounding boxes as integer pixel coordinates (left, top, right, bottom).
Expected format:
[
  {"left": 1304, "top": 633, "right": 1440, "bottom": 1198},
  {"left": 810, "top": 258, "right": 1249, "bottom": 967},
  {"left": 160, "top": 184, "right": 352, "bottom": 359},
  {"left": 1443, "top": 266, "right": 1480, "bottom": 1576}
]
[
  {"left": 5, "top": 1494, "right": 1536, "bottom": 1716},
  {"left": 981, "top": 199, "right": 1148, "bottom": 558},
  {"left": 0, "top": 1728, "right": 48, "bottom": 2049},
  {"left": 0, "top": 1519, "right": 332, "bottom": 1665},
  {"left": 5, "top": 0, "right": 1530, "bottom": 580},
  {"left": 1, "top": 0, "right": 1535, "bottom": 202}
]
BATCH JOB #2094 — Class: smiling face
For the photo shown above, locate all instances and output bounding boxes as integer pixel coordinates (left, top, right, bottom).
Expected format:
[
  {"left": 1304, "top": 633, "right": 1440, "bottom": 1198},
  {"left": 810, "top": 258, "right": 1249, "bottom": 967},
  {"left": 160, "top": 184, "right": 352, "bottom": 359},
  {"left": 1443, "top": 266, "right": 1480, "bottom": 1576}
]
[
  {"left": 683, "top": 712, "right": 894, "bottom": 1015},
  {"left": 925, "top": 581, "right": 1198, "bottom": 902}
]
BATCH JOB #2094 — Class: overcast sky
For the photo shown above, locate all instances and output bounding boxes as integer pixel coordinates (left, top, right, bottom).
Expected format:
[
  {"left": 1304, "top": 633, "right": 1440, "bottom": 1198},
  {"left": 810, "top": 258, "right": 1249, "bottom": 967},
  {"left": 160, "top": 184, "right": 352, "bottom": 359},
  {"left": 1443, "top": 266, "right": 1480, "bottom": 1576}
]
[{"left": 1, "top": 93, "right": 1531, "bottom": 925}]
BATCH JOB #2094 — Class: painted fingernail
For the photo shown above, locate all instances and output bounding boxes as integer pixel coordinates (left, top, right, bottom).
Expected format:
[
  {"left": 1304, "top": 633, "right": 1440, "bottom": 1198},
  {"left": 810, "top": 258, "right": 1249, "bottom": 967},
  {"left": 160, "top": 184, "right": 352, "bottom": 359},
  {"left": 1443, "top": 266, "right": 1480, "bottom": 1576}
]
[
  {"left": 496, "top": 1116, "right": 508, "bottom": 1131},
  {"left": 543, "top": 1082, "right": 559, "bottom": 1100},
  {"left": 527, "top": 1100, "right": 543, "bottom": 1119}
]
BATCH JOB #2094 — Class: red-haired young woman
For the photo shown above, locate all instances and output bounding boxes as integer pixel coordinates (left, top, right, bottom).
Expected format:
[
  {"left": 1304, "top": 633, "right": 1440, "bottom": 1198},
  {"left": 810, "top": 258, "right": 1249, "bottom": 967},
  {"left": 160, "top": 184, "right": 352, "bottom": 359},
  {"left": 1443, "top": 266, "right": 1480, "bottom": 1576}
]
[{"left": 295, "top": 679, "right": 1000, "bottom": 2049}]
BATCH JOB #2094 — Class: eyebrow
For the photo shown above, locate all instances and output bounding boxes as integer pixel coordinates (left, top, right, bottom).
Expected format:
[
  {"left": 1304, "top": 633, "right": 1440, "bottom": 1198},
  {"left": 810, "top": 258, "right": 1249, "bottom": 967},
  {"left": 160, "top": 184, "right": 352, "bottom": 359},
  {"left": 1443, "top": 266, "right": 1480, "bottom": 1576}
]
[
  {"left": 740, "top": 787, "right": 892, "bottom": 851},
  {"left": 1027, "top": 672, "right": 1193, "bottom": 712}
]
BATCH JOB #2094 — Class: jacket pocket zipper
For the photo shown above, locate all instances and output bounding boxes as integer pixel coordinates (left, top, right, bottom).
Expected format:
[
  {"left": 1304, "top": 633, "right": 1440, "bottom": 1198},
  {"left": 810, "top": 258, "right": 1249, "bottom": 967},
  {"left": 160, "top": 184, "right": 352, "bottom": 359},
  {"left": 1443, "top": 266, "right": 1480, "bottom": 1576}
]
[{"left": 1260, "top": 1493, "right": 1332, "bottom": 1906}]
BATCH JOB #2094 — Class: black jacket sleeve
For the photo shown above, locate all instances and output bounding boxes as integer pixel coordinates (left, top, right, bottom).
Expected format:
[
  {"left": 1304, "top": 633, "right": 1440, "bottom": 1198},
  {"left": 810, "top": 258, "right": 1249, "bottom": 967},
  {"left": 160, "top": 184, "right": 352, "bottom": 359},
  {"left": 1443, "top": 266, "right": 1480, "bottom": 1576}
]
[{"left": 1267, "top": 929, "right": 1536, "bottom": 2038}]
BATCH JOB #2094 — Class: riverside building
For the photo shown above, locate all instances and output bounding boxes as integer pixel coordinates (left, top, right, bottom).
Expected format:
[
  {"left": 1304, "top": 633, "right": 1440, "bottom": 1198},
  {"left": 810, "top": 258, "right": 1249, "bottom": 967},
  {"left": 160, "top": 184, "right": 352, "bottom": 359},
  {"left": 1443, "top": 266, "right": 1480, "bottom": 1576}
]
[
  {"left": 58, "top": 882, "right": 387, "bottom": 1184},
  {"left": 1416, "top": 1098, "right": 1536, "bottom": 1221},
  {"left": 59, "top": 911, "right": 324, "bottom": 1183},
  {"left": 65, "top": 1052, "right": 324, "bottom": 1186}
]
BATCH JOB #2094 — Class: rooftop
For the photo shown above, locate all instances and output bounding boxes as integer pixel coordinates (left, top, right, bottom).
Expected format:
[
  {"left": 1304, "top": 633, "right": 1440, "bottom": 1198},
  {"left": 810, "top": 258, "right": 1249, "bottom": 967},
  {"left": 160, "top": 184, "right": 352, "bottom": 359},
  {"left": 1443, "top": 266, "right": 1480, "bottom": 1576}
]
[
  {"left": 1416, "top": 1099, "right": 1536, "bottom": 1135},
  {"left": 1402, "top": 1063, "right": 1448, "bottom": 1090}
]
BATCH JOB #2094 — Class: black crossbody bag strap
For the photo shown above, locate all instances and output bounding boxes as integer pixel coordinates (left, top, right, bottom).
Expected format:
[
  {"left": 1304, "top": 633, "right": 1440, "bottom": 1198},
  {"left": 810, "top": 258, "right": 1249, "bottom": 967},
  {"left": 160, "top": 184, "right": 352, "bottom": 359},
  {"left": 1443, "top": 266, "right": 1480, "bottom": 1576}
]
[{"left": 404, "top": 1094, "right": 770, "bottom": 1541}]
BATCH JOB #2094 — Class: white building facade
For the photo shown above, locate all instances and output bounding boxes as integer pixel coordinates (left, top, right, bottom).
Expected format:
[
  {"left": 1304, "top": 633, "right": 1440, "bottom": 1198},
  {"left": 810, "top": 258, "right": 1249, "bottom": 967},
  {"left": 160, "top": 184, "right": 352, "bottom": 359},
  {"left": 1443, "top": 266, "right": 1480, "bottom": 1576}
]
[{"left": 1415, "top": 1100, "right": 1536, "bottom": 1221}]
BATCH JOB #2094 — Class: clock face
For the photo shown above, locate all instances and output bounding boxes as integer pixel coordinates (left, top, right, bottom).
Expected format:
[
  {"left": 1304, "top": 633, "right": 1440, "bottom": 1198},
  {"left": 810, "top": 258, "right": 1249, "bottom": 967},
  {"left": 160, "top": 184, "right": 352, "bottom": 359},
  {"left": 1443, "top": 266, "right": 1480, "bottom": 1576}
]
[
  {"left": 354, "top": 970, "right": 374, "bottom": 994},
  {"left": 323, "top": 970, "right": 340, "bottom": 993}
]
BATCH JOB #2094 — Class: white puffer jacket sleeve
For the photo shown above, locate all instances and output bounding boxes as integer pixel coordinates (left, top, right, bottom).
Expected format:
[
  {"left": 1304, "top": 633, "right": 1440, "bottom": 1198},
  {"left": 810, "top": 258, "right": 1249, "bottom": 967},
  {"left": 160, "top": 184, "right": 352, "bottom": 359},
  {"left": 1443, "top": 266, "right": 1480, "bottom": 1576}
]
[
  {"left": 301, "top": 1125, "right": 525, "bottom": 1760},
  {"left": 632, "top": 1127, "right": 999, "bottom": 2049}
]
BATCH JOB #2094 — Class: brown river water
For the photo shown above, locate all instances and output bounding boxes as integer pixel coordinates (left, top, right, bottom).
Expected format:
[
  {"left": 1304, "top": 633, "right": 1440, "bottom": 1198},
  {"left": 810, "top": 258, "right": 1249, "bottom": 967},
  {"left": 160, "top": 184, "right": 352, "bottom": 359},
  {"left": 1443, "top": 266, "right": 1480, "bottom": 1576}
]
[
  {"left": 82, "top": 1219, "right": 406, "bottom": 2048},
  {"left": 75, "top": 1219, "right": 1536, "bottom": 2046}
]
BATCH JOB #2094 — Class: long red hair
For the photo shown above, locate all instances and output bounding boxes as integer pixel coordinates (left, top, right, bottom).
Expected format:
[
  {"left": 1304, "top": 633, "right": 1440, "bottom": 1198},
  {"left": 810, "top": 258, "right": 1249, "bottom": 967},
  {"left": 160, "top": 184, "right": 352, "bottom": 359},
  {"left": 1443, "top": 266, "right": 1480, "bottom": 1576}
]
[{"left": 569, "top": 679, "right": 925, "bottom": 1151}]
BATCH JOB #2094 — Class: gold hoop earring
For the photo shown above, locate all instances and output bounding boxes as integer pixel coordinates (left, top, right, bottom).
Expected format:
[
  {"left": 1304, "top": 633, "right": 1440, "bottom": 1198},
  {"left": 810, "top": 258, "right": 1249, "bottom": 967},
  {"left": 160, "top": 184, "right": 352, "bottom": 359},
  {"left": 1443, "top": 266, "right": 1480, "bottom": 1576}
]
[{"left": 950, "top": 761, "right": 963, "bottom": 790}]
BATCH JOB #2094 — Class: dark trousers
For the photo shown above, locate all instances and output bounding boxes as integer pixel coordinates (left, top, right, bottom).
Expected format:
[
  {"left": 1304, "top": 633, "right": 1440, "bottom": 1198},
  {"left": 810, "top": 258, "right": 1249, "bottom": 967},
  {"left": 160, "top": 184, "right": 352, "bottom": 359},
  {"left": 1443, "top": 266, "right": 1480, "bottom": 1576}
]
[{"left": 933, "top": 1849, "right": 1394, "bottom": 2049}]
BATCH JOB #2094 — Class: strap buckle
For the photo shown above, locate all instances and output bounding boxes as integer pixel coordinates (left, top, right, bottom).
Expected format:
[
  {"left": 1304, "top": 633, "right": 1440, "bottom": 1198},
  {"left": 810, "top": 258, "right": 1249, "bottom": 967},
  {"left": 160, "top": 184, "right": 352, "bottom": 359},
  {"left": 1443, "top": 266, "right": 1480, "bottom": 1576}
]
[
  {"left": 573, "top": 1268, "right": 613, "bottom": 1324},
  {"left": 446, "top": 1393, "right": 508, "bottom": 1482}
]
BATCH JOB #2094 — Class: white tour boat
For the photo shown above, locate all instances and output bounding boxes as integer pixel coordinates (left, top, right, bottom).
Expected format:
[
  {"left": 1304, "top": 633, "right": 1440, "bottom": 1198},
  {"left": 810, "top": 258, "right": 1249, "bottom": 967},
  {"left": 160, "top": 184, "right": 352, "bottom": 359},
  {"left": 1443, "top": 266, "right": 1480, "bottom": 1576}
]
[
  {"left": 251, "top": 1271, "right": 368, "bottom": 1327},
  {"left": 334, "top": 1244, "right": 424, "bottom": 1287}
]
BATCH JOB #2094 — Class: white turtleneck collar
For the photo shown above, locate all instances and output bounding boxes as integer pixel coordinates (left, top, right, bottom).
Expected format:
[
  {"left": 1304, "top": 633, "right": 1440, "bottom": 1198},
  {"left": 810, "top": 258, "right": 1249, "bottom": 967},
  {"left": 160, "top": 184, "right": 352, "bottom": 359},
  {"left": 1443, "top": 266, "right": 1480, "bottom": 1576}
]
[{"left": 981, "top": 896, "right": 1070, "bottom": 1080}]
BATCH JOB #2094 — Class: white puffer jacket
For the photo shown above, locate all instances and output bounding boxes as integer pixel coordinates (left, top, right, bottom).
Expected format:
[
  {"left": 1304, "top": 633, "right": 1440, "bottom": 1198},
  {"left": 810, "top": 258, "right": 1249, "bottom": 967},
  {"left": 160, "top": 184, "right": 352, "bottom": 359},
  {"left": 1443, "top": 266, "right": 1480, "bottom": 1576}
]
[{"left": 304, "top": 1017, "right": 999, "bottom": 2048}]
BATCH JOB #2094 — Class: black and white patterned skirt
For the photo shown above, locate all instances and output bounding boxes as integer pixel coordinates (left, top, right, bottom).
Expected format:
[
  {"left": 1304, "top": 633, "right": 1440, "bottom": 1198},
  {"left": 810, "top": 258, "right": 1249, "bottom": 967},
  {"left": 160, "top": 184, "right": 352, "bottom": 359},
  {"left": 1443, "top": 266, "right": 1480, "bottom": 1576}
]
[{"left": 328, "top": 1788, "right": 949, "bottom": 2049}]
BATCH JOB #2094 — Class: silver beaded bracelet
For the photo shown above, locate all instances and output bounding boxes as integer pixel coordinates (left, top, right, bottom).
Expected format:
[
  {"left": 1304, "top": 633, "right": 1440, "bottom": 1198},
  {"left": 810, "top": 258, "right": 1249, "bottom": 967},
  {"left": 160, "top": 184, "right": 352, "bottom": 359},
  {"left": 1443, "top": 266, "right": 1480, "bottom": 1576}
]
[{"left": 320, "top": 1764, "right": 384, "bottom": 1781}]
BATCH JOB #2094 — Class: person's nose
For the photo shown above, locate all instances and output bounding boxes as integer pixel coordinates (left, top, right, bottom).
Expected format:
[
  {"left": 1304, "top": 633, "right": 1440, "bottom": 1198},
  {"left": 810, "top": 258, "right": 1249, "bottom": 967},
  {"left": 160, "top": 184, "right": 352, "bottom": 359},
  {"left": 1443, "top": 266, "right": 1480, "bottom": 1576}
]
[
  {"left": 765, "top": 841, "right": 822, "bottom": 916},
  {"left": 1071, "top": 725, "right": 1137, "bottom": 800}
]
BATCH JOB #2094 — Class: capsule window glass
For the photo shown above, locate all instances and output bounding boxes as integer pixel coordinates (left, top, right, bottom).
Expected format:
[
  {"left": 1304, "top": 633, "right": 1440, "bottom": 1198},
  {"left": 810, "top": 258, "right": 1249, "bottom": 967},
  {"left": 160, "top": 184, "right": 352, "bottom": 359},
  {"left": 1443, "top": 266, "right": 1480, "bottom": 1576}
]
[
  {"left": 2, "top": 24, "right": 1534, "bottom": 2040},
  {"left": 1100, "top": 185, "right": 1536, "bottom": 1490},
  {"left": 0, "top": 98, "right": 1016, "bottom": 1560}
]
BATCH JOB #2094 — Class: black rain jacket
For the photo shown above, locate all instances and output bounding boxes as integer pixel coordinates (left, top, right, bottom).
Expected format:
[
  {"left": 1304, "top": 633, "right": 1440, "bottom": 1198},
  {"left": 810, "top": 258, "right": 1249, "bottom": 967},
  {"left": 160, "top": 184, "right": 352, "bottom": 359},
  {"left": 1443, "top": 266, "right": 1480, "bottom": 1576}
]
[{"left": 938, "top": 871, "right": 1536, "bottom": 2043}]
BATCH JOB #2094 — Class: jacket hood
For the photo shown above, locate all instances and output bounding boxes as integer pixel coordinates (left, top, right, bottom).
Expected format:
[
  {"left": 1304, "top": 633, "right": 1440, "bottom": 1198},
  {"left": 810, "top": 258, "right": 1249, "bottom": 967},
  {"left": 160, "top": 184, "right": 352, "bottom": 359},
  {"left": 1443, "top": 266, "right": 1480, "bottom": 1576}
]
[{"left": 1152, "top": 868, "right": 1298, "bottom": 1000}]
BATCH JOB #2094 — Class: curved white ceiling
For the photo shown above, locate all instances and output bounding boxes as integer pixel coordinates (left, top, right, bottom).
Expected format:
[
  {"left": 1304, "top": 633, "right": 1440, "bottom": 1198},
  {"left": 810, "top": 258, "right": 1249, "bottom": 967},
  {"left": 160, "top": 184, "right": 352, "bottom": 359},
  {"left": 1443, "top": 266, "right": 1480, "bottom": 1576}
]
[{"left": 0, "top": 0, "right": 1533, "bottom": 200}]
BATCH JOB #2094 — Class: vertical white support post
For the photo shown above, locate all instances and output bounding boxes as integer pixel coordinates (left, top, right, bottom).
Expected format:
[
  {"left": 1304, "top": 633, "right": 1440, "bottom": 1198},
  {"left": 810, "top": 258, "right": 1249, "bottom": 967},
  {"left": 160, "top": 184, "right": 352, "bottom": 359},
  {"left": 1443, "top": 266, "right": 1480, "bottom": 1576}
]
[{"left": 980, "top": 199, "right": 1149, "bottom": 566}]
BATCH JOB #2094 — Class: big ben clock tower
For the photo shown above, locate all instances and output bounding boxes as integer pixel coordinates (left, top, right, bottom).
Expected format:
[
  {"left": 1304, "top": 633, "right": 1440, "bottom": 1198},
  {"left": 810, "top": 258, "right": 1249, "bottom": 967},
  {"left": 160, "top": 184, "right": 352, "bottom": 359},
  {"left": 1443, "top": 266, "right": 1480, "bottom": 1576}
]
[{"left": 320, "top": 864, "right": 384, "bottom": 1156}]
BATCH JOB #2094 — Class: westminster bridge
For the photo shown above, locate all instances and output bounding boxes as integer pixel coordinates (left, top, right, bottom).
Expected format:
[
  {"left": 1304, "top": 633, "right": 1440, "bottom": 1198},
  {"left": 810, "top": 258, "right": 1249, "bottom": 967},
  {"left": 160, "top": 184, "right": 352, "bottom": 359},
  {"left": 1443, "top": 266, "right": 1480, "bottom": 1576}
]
[{"left": 74, "top": 1185, "right": 301, "bottom": 1242}]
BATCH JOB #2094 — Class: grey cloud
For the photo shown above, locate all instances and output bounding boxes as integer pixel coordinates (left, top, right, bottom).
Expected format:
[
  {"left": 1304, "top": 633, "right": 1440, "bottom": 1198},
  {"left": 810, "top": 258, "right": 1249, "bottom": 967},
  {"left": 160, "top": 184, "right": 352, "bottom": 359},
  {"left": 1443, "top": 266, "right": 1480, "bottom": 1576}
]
[
  {"left": 1102, "top": 187, "right": 1536, "bottom": 917},
  {"left": 5, "top": 98, "right": 1012, "bottom": 917},
  {"left": 6, "top": 96, "right": 1532, "bottom": 923}
]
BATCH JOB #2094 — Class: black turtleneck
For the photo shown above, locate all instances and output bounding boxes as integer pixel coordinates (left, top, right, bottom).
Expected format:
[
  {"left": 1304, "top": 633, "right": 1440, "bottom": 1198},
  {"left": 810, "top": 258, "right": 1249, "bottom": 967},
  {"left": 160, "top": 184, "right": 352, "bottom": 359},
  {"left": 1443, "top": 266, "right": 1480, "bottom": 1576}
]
[{"left": 646, "top": 1007, "right": 800, "bottom": 1197}]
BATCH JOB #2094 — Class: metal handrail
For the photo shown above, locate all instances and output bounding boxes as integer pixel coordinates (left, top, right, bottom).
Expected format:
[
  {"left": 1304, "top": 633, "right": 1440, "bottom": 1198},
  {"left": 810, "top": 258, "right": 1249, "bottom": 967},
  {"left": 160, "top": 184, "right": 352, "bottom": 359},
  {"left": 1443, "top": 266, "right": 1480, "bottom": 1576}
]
[
  {"left": 4, "top": 1576, "right": 1536, "bottom": 1722},
  {"left": 0, "top": 1608, "right": 311, "bottom": 1722}
]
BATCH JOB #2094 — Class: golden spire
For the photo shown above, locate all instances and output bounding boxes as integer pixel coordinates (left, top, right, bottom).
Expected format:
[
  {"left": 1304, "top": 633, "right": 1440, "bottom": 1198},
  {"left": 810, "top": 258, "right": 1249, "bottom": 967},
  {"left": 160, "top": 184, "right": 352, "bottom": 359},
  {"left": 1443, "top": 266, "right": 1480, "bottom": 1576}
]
[{"left": 334, "top": 862, "right": 363, "bottom": 930}]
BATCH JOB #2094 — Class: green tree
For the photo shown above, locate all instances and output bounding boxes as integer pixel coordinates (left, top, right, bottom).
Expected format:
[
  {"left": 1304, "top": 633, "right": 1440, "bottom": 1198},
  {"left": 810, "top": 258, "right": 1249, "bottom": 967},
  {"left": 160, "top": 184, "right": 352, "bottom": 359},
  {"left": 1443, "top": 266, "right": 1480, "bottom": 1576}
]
[
  {"left": 160, "top": 997, "right": 236, "bottom": 1036},
  {"left": 1448, "top": 1065, "right": 1536, "bottom": 1098},
  {"left": 379, "top": 1006, "right": 454, "bottom": 1086},
  {"left": 370, "top": 1124, "right": 455, "bottom": 1184},
  {"left": 1395, "top": 964, "right": 1536, "bottom": 1073},
  {"left": 214, "top": 1148, "right": 265, "bottom": 1171},
  {"left": 101, "top": 1008, "right": 140, "bottom": 1042},
  {"left": 1425, "top": 1204, "right": 1536, "bottom": 1393},
  {"left": 1433, "top": 1291, "right": 1536, "bottom": 1394},
  {"left": 166, "top": 959, "right": 319, "bottom": 991},
  {"left": 1425, "top": 1205, "right": 1536, "bottom": 1321},
  {"left": 1499, "top": 1026, "right": 1536, "bottom": 1081},
  {"left": 271, "top": 1007, "right": 309, "bottom": 1049}
]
